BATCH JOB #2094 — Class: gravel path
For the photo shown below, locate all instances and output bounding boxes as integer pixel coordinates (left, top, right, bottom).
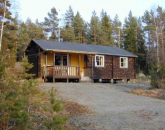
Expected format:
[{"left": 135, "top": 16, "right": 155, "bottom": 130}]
[{"left": 40, "top": 82, "right": 165, "bottom": 130}]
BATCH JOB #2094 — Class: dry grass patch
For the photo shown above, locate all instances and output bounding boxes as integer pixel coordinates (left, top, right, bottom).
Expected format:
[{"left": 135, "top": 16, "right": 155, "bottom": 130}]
[
  {"left": 62, "top": 101, "right": 92, "bottom": 117},
  {"left": 129, "top": 89, "right": 165, "bottom": 99}
]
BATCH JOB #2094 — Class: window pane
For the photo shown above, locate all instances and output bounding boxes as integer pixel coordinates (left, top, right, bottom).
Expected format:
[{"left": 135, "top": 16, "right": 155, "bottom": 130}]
[
  {"left": 121, "top": 62, "right": 123, "bottom": 66},
  {"left": 97, "top": 61, "right": 99, "bottom": 65},
  {"left": 100, "top": 56, "right": 103, "bottom": 61},
  {"left": 100, "top": 57, "right": 103, "bottom": 66},
  {"left": 123, "top": 58, "right": 126, "bottom": 63},
  {"left": 63, "top": 55, "right": 67, "bottom": 66},
  {"left": 96, "top": 56, "right": 99, "bottom": 61},
  {"left": 121, "top": 58, "right": 123, "bottom": 62},
  {"left": 95, "top": 55, "right": 104, "bottom": 67},
  {"left": 55, "top": 55, "right": 61, "bottom": 65}
]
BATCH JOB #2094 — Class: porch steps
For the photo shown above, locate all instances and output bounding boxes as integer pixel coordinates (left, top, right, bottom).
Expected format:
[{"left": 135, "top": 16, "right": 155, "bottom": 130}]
[{"left": 81, "top": 77, "right": 93, "bottom": 82}]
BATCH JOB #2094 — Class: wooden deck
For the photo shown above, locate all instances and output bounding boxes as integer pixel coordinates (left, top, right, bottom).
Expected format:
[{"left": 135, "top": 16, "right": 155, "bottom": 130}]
[{"left": 43, "top": 66, "right": 81, "bottom": 82}]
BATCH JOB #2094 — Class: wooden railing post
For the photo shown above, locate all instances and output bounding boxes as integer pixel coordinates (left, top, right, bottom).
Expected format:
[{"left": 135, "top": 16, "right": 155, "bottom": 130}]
[
  {"left": 67, "top": 54, "right": 69, "bottom": 82},
  {"left": 79, "top": 54, "right": 81, "bottom": 77},
  {"left": 53, "top": 53, "right": 55, "bottom": 83},
  {"left": 44, "top": 53, "right": 47, "bottom": 82}
]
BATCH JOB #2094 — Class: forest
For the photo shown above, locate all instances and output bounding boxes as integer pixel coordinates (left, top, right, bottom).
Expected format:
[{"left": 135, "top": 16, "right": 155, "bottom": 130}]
[
  {"left": 1, "top": 1, "right": 165, "bottom": 87},
  {"left": 0, "top": 0, "right": 165, "bottom": 129}
]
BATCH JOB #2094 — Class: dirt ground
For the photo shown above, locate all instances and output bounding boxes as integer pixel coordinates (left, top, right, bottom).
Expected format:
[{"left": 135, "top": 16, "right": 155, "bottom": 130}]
[{"left": 39, "top": 82, "right": 165, "bottom": 130}]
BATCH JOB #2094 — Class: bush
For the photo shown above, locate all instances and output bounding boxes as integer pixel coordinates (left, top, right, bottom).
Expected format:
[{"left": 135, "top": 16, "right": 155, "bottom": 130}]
[
  {"left": 0, "top": 56, "right": 68, "bottom": 129},
  {"left": 0, "top": 56, "right": 40, "bottom": 129},
  {"left": 150, "top": 65, "right": 165, "bottom": 89}
]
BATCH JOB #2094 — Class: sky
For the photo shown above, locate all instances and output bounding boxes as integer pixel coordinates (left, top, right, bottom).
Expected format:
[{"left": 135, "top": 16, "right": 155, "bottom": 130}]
[{"left": 19, "top": 0, "right": 165, "bottom": 25}]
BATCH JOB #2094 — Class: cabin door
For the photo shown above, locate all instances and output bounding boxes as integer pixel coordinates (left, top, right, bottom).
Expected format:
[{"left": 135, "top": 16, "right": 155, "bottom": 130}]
[{"left": 55, "top": 54, "right": 67, "bottom": 66}]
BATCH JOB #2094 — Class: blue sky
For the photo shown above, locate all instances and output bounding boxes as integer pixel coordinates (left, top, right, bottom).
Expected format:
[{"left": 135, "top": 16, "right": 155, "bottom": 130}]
[{"left": 19, "top": 0, "right": 165, "bottom": 24}]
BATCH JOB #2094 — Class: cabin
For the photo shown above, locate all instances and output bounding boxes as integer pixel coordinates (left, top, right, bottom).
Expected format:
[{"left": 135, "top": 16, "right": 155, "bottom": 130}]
[{"left": 25, "top": 39, "right": 137, "bottom": 83}]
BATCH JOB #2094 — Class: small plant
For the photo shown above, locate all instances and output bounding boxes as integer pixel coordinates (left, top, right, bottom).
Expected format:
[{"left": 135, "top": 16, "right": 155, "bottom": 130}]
[{"left": 44, "top": 88, "right": 67, "bottom": 130}]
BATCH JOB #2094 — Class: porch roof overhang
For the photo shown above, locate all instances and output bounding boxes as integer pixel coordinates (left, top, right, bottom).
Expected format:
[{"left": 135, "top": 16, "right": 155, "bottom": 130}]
[
  {"left": 28, "top": 39, "right": 138, "bottom": 58},
  {"left": 43, "top": 48, "right": 98, "bottom": 55}
]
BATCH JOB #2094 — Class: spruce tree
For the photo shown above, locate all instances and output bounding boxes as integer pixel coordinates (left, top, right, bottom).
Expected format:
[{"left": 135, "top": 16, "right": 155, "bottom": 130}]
[
  {"left": 136, "top": 17, "right": 147, "bottom": 72},
  {"left": 88, "top": 11, "right": 101, "bottom": 45},
  {"left": 73, "top": 11, "right": 86, "bottom": 43},
  {"left": 100, "top": 10, "right": 113, "bottom": 46},
  {"left": 123, "top": 11, "right": 137, "bottom": 54},
  {"left": 112, "top": 14, "right": 122, "bottom": 47}
]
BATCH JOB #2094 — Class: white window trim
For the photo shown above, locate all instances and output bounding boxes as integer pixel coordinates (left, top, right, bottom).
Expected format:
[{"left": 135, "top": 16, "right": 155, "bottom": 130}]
[
  {"left": 95, "top": 55, "right": 105, "bottom": 67},
  {"left": 120, "top": 57, "right": 128, "bottom": 68}
]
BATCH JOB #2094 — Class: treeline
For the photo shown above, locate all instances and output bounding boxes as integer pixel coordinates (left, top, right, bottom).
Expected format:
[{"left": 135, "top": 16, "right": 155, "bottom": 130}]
[{"left": 0, "top": 1, "right": 165, "bottom": 87}]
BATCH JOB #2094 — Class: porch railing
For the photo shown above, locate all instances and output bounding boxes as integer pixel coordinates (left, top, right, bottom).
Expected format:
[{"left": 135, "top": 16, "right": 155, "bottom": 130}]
[{"left": 43, "top": 66, "right": 80, "bottom": 78}]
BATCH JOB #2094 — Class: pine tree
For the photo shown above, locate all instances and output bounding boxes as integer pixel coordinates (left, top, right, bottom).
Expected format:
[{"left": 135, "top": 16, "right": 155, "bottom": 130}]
[
  {"left": 65, "top": 6, "right": 74, "bottom": 27},
  {"left": 0, "top": 0, "right": 18, "bottom": 67},
  {"left": 26, "top": 18, "right": 45, "bottom": 40},
  {"left": 142, "top": 10, "right": 156, "bottom": 70},
  {"left": 61, "top": 6, "right": 75, "bottom": 42},
  {"left": 142, "top": 6, "right": 165, "bottom": 88},
  {"left": 17, "top": 18, "right": 45, "bottom": 61},
  {"left": 42, "top": 7, "right": 59, "bottom": 41},
  {"left": 156, "top": 6, "right": 165, "bottom": 66}
]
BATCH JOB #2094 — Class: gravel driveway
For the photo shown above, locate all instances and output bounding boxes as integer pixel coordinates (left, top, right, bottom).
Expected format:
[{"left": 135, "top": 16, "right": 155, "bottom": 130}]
[{"left": 40, "top": 82, "right": 165, "bottom": 130}]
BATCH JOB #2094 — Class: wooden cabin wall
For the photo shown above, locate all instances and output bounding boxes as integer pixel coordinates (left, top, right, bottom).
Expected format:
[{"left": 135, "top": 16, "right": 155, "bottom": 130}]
[
  {"left": 113, "top": 56, "right": 135, "bottom": 79},
  {"left": 93, "top": 55, "right": 113, "bottom": 79},
  {"left": 70, "top": 54, "right": 79, "bottom": 66},
  {"left": 26, "top": 42, "right": 39, "bottom": 78},
  {"left": 41, "top": 54, "right": 45, "bottom": 67},
  {"left": 41, "top": 52, "right": 53, "bottom": 67},
  {"left": 68, "top": 54, "right": 84, "bottom": 72},
  {"left": 85, "top": 55, "right": 93, "bottom": 67},
  {"left": 86, "top": 55, "right": 136, "bottom": 80}
]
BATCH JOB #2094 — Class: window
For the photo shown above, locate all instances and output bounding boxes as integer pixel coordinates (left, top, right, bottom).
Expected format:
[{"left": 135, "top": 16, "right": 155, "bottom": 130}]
[
  {"left": 95, "top": 55, "right": 104, "bottom": 67},
  {"left": 120, "top": 57, "right": 128, "bottom": 68},
  {"left": 55, "top": 54, "right": 67, "bottom": 66}
]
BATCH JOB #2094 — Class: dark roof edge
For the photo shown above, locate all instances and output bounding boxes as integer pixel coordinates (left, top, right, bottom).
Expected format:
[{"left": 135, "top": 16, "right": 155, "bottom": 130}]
[
  {"left": 32, "top": 39, "right": 47, "bottom": 51},
  {"left": 32, "top": 39, "right": 138, "bottom": 58},
  {"left": 25, "top": 39, "right": 46, "bottom": 52}
]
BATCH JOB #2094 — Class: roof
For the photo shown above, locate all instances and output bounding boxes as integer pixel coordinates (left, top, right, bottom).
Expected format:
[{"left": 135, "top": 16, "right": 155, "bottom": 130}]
[{"left": 31, "top": 39, "right": 138, "bottom": 57}]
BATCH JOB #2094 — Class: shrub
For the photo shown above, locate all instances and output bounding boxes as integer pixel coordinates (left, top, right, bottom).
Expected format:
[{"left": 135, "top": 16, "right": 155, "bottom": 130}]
[
  {"left": 0, "top": 56, "right": 68, "bottom": 129},
  {"left": 150, "top": 65, "right": 165, "bottom": 89}
]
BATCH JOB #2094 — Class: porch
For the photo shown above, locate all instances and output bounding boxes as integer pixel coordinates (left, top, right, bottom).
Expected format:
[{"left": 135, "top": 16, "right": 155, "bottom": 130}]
[{"left": 41, "top": 52, "right": 93, "bottom": 82}]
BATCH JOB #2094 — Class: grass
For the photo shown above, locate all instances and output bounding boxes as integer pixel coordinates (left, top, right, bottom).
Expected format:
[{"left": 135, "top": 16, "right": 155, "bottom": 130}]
[
  {"left": 129, "top": 89, "right": 165, "bottom": 100},
  {"left": 136, "top": 75, "right": 151, "bottom": 82}
]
